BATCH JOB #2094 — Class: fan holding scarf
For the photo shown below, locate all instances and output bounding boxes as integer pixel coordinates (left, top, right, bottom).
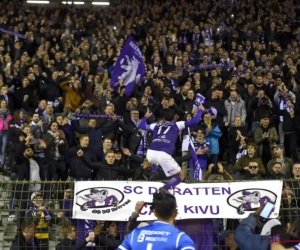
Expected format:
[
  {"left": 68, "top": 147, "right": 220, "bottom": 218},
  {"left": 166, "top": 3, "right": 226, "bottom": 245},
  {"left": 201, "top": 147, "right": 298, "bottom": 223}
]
[{"left": 25, "top": 192, "right": 63, "bottom": 250}]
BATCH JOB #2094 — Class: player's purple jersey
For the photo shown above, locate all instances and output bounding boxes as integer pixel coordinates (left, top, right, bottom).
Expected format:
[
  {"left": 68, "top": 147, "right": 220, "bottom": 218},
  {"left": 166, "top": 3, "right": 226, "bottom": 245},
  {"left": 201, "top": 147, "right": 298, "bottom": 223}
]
[{"left": 148, "top": 121, "right": 185, "bottom": 155}]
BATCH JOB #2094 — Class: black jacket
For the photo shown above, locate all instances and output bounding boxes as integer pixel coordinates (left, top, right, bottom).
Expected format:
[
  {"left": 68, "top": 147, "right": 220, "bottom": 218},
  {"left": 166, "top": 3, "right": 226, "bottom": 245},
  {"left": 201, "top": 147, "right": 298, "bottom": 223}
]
[
  {"left": 10, "top": 232, "right": 39, "bottom": 250},
  {"left": 118, "top": 119, "right": 145, "bottom": 154},
  {"left": 267, "top": 172, "right": 285, "bottom": 180},
  {"left": 81, "top": 156, "right": 134, "bottom": 180},
  {"left": 56, "top": 237, "right": 87, "bottom": 250},
  {"left": 242, "top": 173, "right": 264, "bottom": 180},
  {"left": 275, "top": 108, "right": 300, "bottom": 132},
  {"left": 13, "top": 141, "right": 43, "bottom": 199},
  {"left": 71, "top": 120, "right": 117, "bottom": 152},
  {"left": 97, "top": 233, "right": 122, "bottom": 250},
  {"left": 59, "top": 145, "right": 100, "bottom": 179}
]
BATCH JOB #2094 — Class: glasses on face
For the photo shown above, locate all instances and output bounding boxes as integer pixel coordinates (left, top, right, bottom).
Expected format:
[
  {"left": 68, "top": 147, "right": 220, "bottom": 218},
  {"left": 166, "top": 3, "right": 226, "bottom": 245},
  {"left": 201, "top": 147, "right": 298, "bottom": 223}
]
[{"left": 249, "top": 166, "right": 258, "bottom": 169}]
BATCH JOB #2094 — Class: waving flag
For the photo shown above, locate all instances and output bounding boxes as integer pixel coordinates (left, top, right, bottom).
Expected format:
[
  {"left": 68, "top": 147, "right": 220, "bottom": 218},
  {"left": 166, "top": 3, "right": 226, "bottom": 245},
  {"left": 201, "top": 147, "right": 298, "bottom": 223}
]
[
  {"left": 110, "top": 36, "right": 146, "bottom": 96},
  {"left": 193, "top": 93, "right": 206, "bottom": 110},
  {"left": 188, "top": 140, "right": 202, "bottom": 180}
]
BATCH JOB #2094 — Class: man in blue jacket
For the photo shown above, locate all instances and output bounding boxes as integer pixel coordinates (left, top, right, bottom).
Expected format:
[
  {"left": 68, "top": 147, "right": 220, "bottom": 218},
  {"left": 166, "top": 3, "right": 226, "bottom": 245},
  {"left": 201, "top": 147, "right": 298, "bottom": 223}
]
[{"left": 235, "top": 205, "right": 276, "bottom": 250}]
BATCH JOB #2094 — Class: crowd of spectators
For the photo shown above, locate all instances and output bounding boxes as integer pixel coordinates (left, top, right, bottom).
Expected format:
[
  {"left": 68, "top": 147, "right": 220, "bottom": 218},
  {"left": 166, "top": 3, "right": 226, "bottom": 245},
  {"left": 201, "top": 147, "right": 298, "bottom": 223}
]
[{"left": 0, "top": 0, "right": 300, "bottom": 249}]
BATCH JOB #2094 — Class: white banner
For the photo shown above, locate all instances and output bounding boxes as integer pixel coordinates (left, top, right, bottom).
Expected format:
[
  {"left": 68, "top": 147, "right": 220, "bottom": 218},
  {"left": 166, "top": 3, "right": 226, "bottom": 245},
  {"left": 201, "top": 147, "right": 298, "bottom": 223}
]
[{"left": 72, "top": 180, "right": 283, "bottom": 221}]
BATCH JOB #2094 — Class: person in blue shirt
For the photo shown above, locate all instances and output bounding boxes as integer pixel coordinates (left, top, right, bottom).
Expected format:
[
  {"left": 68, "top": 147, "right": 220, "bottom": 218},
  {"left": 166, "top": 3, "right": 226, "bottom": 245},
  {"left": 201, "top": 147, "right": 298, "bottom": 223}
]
[{"left": 117, "top": 191, "right": 195, "bottom": 250}]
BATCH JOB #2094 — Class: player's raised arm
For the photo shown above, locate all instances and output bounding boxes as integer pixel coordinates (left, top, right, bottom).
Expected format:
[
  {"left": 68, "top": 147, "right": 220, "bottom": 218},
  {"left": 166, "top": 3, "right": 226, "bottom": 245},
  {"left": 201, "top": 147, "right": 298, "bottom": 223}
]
[
  {"left": 177, "top": 233, "right": 196, "bottom": 250},
  {"left": 138, "top": 108, "right": 155, "bottom": 131},
  {"left": 117, "top": 231, "right": 133, "bottom": 250},
  {"left": 183, "top": 105, "right": 205, "bottom": 128}
]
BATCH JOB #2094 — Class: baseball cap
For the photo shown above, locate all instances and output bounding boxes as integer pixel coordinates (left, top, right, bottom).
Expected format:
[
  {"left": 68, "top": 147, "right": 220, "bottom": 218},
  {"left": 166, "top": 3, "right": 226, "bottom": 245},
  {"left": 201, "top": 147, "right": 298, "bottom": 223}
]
[
  {"left": 114, "top": 148, "right": 122, "bottom": 153},
  {"left": 164, "top": 87, "right": 171, "bottom": 91},
  {"left": 271, "top": 144, "right": 283, "bottom": 149},
  {"left": 261, "top": 114, "right": 270, "bottom": 119},
  {"left": 31, "top": 192, "right": 42, "bottom": 201}
]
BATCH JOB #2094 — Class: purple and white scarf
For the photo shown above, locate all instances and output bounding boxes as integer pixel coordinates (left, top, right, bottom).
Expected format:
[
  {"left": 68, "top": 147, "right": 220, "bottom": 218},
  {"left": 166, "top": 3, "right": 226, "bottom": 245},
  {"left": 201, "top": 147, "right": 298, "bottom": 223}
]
[
  {"left": 29, "top": 206, "right": 52, "bottom": 221},
  {"left": 29, "top": 237, "right": 37, "bottom": 250},
  {"left": 192, "top": 33, "right": 200, "bottom": 51}
]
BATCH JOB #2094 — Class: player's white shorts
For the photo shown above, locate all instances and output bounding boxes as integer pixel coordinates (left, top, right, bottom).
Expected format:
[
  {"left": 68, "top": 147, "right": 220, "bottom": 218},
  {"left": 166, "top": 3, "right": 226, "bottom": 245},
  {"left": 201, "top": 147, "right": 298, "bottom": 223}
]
[{"left": 146, "top": 149, "right": 181, "bottom": 177}]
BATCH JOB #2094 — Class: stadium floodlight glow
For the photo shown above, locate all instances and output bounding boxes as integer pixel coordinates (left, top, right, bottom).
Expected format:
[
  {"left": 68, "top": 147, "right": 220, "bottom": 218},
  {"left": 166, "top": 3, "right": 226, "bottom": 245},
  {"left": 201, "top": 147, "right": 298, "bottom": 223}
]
[
  {"left": 62, "top": 1, "right": 72, "bottom": 3},
  {"left": 73, "top": 1, "right": 84, "bottom": 4},
  {"left": 92, "top": 2, "right": 110, "bottom": 5},
  {"left": 27, "top": 0, "right": 49, "bottom": 3}
]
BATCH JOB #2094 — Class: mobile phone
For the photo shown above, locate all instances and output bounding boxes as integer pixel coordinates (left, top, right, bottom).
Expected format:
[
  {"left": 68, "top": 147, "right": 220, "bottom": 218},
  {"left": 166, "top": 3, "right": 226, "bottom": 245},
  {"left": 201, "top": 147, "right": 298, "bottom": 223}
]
[
  {"left": 260, "top": 201, "right": 275, "bottom": 219},
  {"left": 143, "top": 202, "right": 153, "bottom": 206}
]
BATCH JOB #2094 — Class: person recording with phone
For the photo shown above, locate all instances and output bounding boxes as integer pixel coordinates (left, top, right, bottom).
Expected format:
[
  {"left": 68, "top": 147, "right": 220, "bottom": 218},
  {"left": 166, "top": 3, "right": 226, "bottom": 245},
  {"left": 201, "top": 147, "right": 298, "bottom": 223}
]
[
  {"left": 253, "top": 115, "right": 278, "bottom": 168},
  {"left": 29, "top": 113, "right": 47, "bottom": 179},
  {"left": 235, "top": 203, "right": 281, "bottom": 250},
  {"left": 42, "top": 121, "right": 68, "bottom": 181}
]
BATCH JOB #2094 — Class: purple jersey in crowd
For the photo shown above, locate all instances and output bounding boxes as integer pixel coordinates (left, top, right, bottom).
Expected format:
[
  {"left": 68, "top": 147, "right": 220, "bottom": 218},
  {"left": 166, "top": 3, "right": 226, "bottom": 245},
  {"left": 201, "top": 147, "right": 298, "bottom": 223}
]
[{"left": 149, "top": 121, "right": 185, "bottom": 155}]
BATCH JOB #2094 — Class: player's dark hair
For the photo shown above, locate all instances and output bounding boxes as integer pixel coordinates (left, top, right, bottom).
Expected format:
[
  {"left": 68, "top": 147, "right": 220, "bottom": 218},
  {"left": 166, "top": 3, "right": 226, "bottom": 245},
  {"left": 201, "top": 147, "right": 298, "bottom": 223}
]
[
  {"left": 163, "top": 108, "right": 175, "bottom": 121},
  {"left": 150, "top": 193, "right": 177, "bottom": 220}
]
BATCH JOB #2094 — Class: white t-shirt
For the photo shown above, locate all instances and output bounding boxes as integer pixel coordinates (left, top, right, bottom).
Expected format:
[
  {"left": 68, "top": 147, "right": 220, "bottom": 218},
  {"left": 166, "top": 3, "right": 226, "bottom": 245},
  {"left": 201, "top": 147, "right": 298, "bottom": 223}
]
[{"left": 29, "top": 159, "right": 41, "bottom": 191}]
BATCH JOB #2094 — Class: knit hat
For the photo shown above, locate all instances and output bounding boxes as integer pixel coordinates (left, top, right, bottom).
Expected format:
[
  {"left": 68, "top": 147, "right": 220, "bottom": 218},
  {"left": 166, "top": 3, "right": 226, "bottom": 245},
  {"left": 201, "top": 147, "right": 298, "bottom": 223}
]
[
  {"left": 261, "top": 219, "right": 281, "bottom": 236},
  {"left": 31, "top": 192, "right": 42, "bottom": 201}
]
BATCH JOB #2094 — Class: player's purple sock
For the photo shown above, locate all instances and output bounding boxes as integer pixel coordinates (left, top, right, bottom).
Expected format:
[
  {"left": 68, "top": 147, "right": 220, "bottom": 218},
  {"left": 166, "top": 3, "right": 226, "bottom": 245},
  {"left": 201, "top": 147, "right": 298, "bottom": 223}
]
[
  {"left": 150, "top": 164, "right": 158, "bottom": 179},
  {"left": 151, "top": 164, "right": 158, "bottom": 173},
  {"left": 163, "top": 175, "right": 181, "bottom": 190}
]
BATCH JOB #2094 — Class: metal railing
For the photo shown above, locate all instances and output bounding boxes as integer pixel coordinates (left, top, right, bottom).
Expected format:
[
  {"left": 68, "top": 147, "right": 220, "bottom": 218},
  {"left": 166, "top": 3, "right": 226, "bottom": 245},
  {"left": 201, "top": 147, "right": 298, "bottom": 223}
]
[{"left": 0, "top": 179, "right": 299, "bottom": 250}]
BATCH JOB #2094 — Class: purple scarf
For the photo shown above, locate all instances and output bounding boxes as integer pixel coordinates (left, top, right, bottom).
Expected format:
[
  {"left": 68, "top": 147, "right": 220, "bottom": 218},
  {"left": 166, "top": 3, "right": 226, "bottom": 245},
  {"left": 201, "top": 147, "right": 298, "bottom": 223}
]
[{"left": 29, "top": 237, "right": 37, "bottom": 250}]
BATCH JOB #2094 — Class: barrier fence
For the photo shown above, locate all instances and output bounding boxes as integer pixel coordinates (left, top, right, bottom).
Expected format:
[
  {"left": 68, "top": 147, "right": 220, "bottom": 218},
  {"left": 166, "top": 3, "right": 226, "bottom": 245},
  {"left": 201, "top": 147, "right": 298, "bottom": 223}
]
[{"left": 0, "top": 179, "right": 299, "bottom": 250}]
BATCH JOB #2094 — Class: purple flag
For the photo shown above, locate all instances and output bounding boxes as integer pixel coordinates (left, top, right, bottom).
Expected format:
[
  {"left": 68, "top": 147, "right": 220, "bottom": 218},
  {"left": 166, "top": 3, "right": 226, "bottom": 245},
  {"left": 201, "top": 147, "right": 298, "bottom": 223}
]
[
  {"left": 189, "top": 141, "right": 202, "bottom": 180},
  {"left": 193, "top": 93, "right": 206, "bottom": 110},
  {"left": 110, "top": 36, "right": 146, "bottom": 96}
]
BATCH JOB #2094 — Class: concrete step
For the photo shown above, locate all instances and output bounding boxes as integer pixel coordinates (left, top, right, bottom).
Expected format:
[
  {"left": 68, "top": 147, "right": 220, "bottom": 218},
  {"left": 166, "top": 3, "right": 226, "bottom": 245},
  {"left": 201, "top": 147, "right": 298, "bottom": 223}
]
[
  {"left": 3, "top": 224, "right": 17, "bottom": 241},
  {"left": 49, "top": 240, "right": 56, "bottom": 250},
  {"left": 1, "top": 215, "right": 8, "bottom": 228}
]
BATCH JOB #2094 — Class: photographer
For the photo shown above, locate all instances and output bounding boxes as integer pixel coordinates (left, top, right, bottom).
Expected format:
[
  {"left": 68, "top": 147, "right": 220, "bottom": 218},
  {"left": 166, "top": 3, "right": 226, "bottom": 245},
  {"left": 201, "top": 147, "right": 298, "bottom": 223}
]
[
  {"left": 29, "top": 113, "right": 47, "bottom": 179},
  {"left": 204, "top": 163, "right": 233, "bottom": 181},
  {"left": 250, "top": 89, "right": 272, "bottom": 132},
  {"left": 42, "top": 121, "right": 68, "bottom": 181},
  {"left": 234, "top": 205, "right": 281, "bottom": 250}
]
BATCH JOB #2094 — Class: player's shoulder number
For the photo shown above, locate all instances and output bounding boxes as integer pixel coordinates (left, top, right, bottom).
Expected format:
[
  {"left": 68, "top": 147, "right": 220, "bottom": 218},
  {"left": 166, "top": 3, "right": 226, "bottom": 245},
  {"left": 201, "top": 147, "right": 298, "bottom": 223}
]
[{"left": 157, "top": 125, "right": 171, "bottom": 135}]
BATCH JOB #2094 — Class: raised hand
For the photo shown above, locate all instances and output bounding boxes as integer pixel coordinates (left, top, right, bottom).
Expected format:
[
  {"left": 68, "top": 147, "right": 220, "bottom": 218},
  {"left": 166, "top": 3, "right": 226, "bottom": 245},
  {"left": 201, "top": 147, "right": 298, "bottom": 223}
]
[
  {"left": 77, "top": 149, "right": 83, "bottom": 157},
  {"left": 135, "top": 201, "right": 145, "bottom": 214},
  {"left": 144, "top": 107, "right": 152, "bottom": 118}
]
